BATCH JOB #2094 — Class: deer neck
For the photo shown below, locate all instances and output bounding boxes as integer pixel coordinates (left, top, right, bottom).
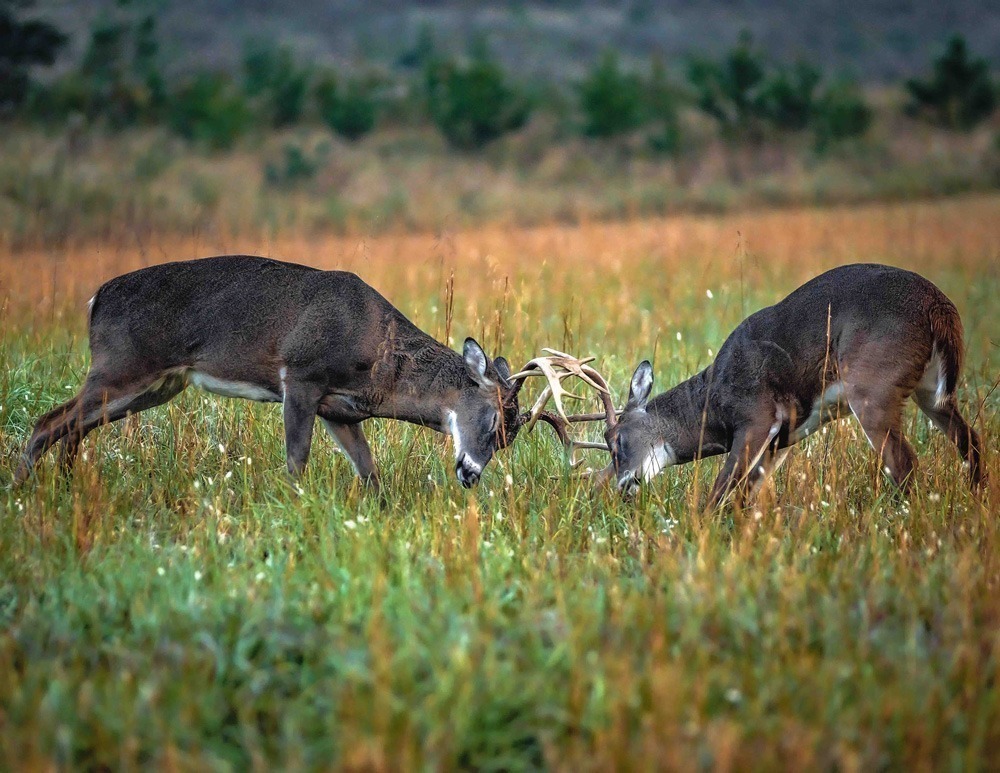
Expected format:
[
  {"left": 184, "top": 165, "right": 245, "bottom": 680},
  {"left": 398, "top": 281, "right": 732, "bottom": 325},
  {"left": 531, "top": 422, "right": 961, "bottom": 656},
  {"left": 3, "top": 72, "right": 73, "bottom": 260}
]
[
  {"left": 647, "top": 368, "right": 729, "bottom": 463},
  {"left": 367, "top": 327, "right": 469, "bottom": 431}
]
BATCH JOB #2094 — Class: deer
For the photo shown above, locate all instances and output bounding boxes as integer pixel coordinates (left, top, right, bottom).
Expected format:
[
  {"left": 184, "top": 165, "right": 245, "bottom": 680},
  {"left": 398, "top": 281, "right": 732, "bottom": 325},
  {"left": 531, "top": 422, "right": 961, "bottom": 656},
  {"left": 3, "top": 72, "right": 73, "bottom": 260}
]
[
  {"left": 14, "top": 255, "right": 522, "bottom": 490},
  {"left": 604, "top": 263, "right": 986, "bottom": 507}
]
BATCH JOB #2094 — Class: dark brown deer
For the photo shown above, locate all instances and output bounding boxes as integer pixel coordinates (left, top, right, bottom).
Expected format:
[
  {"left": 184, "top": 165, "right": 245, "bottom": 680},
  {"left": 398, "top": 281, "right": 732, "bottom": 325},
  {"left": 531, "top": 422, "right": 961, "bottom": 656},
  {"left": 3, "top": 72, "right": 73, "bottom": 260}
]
[
  {"left": 15, "top": 255, "right": 521, "bottom": 489},
  {"left": 606, "top": 264, "right": 986, "bottom": 506}
]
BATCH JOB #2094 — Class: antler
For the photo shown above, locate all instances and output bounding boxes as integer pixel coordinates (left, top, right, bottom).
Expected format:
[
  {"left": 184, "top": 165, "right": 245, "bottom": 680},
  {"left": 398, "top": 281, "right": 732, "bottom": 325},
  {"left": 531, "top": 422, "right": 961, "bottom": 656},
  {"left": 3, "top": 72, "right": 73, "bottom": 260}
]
[{"left": 509, "top": 348, "right": 619, "bottom": 469}]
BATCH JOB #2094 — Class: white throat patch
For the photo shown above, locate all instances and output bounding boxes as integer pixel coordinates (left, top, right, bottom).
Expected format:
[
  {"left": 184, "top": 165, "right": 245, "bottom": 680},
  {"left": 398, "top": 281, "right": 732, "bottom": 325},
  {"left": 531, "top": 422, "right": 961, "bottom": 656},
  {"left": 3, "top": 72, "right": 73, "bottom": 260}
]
[
  {"left": 640, "top": 442, "right": 676, "bottom": 482},
  {"left": 446, "top": 410, "right": 464, "bottom": 460}
]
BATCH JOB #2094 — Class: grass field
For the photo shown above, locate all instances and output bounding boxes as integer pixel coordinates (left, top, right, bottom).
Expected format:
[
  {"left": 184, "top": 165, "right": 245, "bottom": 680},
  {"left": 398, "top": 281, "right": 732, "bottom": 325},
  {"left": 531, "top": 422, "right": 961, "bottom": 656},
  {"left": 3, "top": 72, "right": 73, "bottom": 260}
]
[{"left": 1, "top": 195, "right": 998, "bottom": 769}]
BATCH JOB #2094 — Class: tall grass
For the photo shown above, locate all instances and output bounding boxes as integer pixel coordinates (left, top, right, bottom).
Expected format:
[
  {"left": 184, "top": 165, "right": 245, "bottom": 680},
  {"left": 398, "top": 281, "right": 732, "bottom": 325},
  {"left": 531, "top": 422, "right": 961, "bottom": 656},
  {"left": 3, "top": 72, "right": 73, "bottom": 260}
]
[
  {"left": 1, "top": 118, "right": 998, "bottom": 251},
  {"left": 1, "top": 197, "right": 998, "bottom": 769}
]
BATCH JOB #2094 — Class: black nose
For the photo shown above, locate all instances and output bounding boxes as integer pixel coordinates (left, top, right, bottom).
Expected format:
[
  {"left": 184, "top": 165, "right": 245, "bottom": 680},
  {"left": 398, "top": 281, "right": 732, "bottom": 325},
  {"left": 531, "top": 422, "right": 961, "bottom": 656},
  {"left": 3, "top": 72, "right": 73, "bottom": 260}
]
[
  {"left": 456, "top": 462, "right": 480, "bottom": 488},
  {"left": 618, "top": 471, "right": 639, "bottom": 499}
]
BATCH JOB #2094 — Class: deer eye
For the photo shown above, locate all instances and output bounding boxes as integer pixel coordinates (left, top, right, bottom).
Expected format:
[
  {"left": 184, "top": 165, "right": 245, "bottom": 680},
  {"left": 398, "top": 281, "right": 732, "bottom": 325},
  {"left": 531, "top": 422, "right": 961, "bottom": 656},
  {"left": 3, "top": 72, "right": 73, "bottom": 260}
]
[{"left": 489, "top": 412, "right": 499, "bottom": 433}]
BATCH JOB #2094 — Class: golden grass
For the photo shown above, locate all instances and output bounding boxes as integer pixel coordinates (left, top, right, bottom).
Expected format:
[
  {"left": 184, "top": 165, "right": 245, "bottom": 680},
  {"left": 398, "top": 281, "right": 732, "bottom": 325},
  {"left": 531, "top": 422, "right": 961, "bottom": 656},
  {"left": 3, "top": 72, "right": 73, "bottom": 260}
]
[{"left": 6, "top": 193, "right": 999, "bottom": 344}]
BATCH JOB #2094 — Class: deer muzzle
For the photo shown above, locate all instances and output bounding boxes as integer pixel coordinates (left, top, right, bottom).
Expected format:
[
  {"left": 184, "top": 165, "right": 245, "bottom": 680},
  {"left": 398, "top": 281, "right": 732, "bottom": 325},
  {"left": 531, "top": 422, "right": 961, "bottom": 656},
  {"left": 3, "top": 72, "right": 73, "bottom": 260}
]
[{"left": 455, "top": 453, "right": 483, "bottom": 488}]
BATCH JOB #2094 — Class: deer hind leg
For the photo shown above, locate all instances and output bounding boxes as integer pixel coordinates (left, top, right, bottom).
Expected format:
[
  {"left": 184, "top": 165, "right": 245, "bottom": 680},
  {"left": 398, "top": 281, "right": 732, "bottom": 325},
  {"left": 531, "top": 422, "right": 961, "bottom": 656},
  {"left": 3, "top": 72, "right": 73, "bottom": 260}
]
[
  {"left": 320, "top": 419, "right": 380, "bottom": 489},
  {"left": 747, "top": 447, "right": 791, "bottom": 499},
  {"left": 14, "top": 394, "right": 83, "bottom": 483},
  {"left": 15, "top": 371, "right": 186, "bottom": 484},
  {"left": 846, "top": 383, "right": 916, "bottom": 492},
  {"left": 913, "top": 389, "right": 985, "bottom": 492}
]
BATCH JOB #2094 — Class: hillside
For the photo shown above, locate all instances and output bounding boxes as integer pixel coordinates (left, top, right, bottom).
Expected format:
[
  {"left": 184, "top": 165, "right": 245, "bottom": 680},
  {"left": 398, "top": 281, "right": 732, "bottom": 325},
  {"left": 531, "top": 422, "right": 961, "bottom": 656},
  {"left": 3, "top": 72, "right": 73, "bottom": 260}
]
[{"left": 32, "top": 0, "right": 1000, "bottom": 84}]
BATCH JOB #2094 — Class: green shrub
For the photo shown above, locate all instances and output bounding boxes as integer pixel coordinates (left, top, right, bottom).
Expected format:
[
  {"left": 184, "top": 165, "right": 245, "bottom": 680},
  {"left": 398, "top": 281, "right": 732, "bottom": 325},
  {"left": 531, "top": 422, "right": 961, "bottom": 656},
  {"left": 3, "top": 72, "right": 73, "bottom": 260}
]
[
  {"left": 167, "top": 73, "right": 252, "bottom": 151},
  {"left": 243, "top": 41, "right": 310, "bottom": 128},
  {"left": 643, "top": 56, "right": 682, "bottom": 153},
  {"left": 688, "top": 32, "right": 769, "bottom": 141},
  {"left": 26, "top": 11, "right": 166, "bottom": 128},
  {"left": 760, "top": 61, "right": 821, "bottom": 131},
  {"left": 0, "top": 0, "right": 66, "bottom": 115},
  {"left": 577, "top": 50, "right": 644, "bottom": 138},
  {"left": 23, "top": 71, "right": 89, "bottom": 121},
  {"left": 315, "top": 74, "right": 377, "bottom": 141},
  {"left": 425, "top": 54, "right": 531, "bottom": 150},
  {"left": 264, "top": 143, "right": 323, "bottom": 188},
  {"left": 906, "top": 35, "right": 996, "bottom": 130},
  {"left": 813, "top": 81, "right": 872, "bottom": 150},
  {"left": 71, "top": 14, "right": 165, "bottom": 128}
]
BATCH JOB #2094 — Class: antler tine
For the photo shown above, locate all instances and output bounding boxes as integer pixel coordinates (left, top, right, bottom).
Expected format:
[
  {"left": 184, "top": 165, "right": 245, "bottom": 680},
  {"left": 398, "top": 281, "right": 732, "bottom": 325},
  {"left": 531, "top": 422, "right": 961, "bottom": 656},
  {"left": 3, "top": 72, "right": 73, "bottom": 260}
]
[
  {"left": 541, "top": 348, "right": 597, "bottom": 366},
  {"left": 510, "top": 357, "right": 586, "bottom": 423},
  {"left": 580, "top": 364, "right": 618, "bottom": 431},
  {"left": 510, "top": 349, "right": 622, "bottom": 478},
  {"left": 534, "top": 411, "right": 612, "bottom": 468},
  {"left": 552, "top": 357, "right": 608, "bottom": 394},
  {"left": 524, "top": 384, "right": 553, "bottom": 433}
]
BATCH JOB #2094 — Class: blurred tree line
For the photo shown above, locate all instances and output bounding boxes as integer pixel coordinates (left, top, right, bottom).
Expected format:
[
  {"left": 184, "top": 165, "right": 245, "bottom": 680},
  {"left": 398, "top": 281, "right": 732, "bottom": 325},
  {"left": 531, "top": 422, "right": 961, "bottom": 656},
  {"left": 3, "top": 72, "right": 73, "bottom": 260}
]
[{"left": 2, "top": 1, "right": 997, "bottom": 156}]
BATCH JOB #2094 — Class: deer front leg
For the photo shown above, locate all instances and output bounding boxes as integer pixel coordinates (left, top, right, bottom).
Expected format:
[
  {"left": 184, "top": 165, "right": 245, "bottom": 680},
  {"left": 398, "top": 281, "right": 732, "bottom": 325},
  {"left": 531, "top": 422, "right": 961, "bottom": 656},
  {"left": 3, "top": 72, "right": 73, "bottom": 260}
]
[
  {"left": 320, "top": 419, "right": 380, "bottom": 489},
  {"left": 707, "top": 418, "right": 782, "bottom": 509},
  {"left": 282, "top": 380, "right": 323, "bottom": 478}
]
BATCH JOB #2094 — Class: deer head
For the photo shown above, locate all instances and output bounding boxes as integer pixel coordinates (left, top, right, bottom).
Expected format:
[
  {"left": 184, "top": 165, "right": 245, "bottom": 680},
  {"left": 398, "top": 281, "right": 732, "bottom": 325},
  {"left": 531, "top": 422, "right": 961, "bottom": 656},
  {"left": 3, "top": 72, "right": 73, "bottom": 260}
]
[
  {"left": 448, "top": 338, "right": 522, "bottom": 488},
  {"left": 602, "top": 360, "right": 674, "bottom": 496}
]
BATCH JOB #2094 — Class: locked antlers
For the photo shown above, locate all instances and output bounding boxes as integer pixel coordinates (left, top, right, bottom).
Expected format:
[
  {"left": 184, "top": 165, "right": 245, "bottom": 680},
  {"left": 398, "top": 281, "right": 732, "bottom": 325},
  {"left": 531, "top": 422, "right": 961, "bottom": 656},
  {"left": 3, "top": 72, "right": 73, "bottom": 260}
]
[{"left": 507, "top": 349, "right": 619, "bottom": 469}]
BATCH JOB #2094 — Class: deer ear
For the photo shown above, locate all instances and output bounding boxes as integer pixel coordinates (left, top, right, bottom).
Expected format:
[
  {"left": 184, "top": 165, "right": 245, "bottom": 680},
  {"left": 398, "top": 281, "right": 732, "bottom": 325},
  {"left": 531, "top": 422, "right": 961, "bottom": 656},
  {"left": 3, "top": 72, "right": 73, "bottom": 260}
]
[
  {"left": 627, "top": 360, "right": 653, "bottom": 411},
  {"left": 492, "top": 356, "right": 512, "bottom": 388},
  {"left": 463, "top": 337, "right": 494, "bottom": 388}
]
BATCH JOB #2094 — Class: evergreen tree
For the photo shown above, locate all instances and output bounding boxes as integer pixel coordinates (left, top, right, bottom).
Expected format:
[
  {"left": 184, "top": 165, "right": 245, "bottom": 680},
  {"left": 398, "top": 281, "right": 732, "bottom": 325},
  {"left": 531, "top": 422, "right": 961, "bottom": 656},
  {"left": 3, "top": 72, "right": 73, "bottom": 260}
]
[
  {"left": 906, "top": 36, "right": 996, "bottom": 130},
  {"left": 0, "top": 0, "right": 66, "bottom": 114}
]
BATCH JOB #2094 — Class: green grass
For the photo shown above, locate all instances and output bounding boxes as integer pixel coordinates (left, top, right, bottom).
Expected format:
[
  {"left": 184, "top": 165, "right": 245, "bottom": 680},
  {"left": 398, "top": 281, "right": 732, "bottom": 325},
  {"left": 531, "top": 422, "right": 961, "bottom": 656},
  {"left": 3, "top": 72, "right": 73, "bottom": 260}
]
[{"left": 1, "top": 201, "right": 998, "bottom": 769}]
